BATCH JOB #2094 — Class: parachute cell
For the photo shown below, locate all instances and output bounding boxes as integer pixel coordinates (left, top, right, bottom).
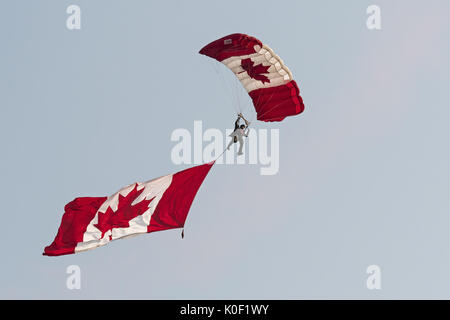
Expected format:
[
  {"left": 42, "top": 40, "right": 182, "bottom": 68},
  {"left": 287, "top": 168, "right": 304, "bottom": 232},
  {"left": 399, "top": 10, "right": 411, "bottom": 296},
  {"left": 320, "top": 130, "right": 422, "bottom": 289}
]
[{"left": 199, "top": 33, "right": 305, "bottom": 122}]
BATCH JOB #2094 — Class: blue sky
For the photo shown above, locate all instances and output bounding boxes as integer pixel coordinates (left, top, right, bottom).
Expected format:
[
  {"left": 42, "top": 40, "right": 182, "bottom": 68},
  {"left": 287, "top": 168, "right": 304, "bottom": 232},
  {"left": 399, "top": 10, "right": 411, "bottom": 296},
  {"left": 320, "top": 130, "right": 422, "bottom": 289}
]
[{"left": 1, "top": 0, "right": 450, "bottom": 299}]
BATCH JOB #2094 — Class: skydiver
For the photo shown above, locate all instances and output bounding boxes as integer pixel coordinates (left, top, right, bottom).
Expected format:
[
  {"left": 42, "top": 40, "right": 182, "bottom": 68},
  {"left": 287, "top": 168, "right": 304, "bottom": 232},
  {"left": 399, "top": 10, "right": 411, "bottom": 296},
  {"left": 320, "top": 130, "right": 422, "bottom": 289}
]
[{"left": 227, "top": 113, "right": 250, "bottom": 155}]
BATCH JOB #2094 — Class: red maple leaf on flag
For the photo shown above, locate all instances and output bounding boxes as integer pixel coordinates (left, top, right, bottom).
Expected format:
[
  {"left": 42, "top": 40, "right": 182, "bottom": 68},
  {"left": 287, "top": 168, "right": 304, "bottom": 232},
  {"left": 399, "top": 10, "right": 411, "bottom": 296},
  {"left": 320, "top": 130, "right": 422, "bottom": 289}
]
[
  {"left": 94, "top": 184, "right": 154, "bottom": 239},
  {"left": 240, "top": 58, "right": 271, "bottom": 84}
]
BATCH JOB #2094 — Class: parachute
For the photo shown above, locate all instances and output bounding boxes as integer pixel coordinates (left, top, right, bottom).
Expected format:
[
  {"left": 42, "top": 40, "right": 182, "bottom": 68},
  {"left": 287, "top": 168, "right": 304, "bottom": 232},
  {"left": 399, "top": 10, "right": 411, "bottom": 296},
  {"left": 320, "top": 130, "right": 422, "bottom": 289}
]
[{"left": 199, "top": 33, "right": 305, "bottom": 122}]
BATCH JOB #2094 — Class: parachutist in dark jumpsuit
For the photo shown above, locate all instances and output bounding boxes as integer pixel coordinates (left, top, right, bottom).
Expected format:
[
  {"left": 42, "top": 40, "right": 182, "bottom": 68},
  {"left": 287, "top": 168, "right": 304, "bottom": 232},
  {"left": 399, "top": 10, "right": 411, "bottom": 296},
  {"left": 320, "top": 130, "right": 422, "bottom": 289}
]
[{"left": 227, "top": 113, "right": 250, "bottom": 155}]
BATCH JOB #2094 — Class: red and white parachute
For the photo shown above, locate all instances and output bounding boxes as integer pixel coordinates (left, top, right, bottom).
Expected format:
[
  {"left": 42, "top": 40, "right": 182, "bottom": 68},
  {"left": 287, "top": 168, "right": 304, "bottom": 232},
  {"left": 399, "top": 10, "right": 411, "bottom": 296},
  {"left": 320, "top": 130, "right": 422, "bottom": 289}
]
[{"left": 199, "top": 33, "right": 305, "bottom": 122}]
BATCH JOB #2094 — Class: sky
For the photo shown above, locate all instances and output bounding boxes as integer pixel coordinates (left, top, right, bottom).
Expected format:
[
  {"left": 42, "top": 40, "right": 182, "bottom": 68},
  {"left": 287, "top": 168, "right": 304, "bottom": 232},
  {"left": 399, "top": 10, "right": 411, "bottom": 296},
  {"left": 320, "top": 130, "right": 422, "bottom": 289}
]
[{"left": 1, "top": 0, "right": 450, "bottom": 299}]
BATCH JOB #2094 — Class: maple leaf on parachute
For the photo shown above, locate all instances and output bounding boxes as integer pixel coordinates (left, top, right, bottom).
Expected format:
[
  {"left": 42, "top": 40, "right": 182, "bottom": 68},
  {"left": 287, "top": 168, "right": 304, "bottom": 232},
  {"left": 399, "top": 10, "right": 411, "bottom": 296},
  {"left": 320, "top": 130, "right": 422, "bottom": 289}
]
[{"left": 240, "top": 58, "right": 270, "bottom": 84}]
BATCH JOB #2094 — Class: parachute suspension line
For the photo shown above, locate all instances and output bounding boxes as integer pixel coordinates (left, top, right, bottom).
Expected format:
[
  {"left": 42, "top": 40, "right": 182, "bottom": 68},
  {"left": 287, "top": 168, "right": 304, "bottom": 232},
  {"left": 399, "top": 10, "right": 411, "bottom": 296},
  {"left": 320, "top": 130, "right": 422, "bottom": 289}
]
[
  {"left": 207, "top": 61, "right": 253, "bottom": 154},
  {"left": 209, "top": 60, "right": 236, "bottom": 113},
  {"left": 229, "top": 67, "right": 250, "bottom": 115},
  {"left": 209, "top": 60, "right": 240, "bottom": 114},
  {"left": 233, "top": 75, "right": 242, "bottom": 113},
  {"left": 236, "top": 75, "right": 251, "bottom": 116},
  {"left": 209, "top": 60, "right": 255, "bottom": 117}
]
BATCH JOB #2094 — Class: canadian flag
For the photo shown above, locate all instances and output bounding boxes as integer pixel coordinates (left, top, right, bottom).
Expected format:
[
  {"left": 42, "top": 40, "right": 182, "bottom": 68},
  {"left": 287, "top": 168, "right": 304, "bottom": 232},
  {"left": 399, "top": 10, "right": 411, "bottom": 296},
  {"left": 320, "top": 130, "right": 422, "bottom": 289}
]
[{"left": 43, "top": 162, "right": 214, "bottom": 256}]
